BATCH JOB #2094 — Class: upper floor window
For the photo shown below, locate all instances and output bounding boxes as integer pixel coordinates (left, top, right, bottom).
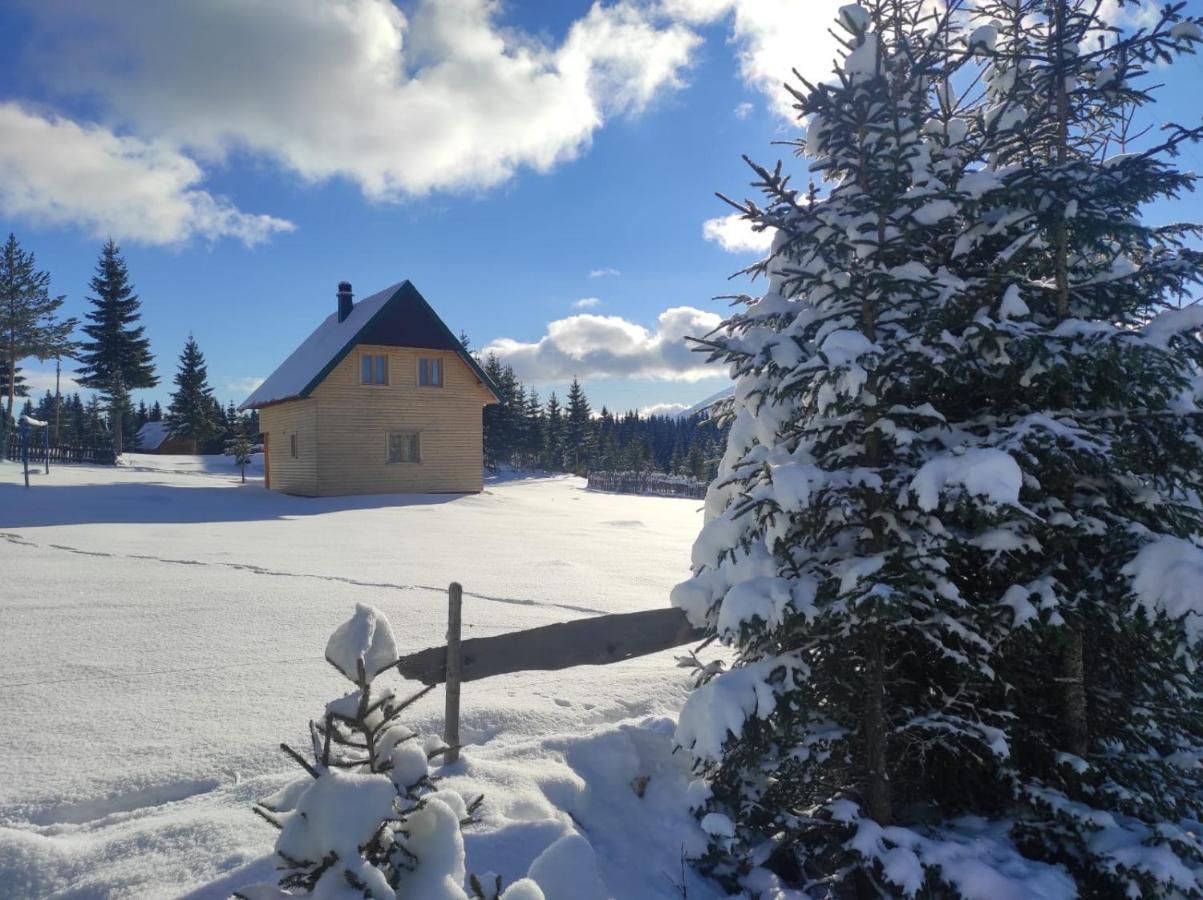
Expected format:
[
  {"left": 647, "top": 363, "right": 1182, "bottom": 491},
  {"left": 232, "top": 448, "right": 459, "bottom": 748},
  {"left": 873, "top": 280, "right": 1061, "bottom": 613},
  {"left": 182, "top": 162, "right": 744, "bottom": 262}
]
[
  {"left": 290, "top": 434, "right": 298, "bottom": 458},
  {"left": 361, "top": 353, "right": 388, "bottom": 385},
  {"left": 418, "top": 357, "right": 443, "bottom": 387}
]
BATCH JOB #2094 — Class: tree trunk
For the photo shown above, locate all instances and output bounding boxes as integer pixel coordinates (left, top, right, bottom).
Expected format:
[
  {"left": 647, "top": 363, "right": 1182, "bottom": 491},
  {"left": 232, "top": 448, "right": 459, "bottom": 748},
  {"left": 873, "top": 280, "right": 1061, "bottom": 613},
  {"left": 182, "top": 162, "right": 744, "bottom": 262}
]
[
  {"left": 53, "top": 357, "right": 61, "bottom": 445},
  {"left": 1061, "top": 627, "right": 1088, "bottom": 755},
  {"left": 864, "top": 635, "right": 892, "bottom": 822},
  {"left": 112, "top": 405, "right": 123, "bottom": 456},
  {"left": 1050, "top": 0, "right": 1088, "bottom": 758}
]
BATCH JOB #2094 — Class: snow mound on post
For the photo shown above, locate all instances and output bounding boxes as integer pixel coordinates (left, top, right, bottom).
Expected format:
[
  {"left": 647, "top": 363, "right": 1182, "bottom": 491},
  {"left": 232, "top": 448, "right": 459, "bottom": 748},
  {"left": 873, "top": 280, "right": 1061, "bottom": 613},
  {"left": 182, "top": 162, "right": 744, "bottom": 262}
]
[
  {"left": 1122, "top": 536, "right": 1203, "bottom": 642},
  {"left": 325, "top": 603, "right": 399, "bottom": 682},
  {"left": 909, "top": 449, "right": 1023, "bottom": 511},
  {"left": 838, "top": 4, "right": 871, "bottom": 32}
]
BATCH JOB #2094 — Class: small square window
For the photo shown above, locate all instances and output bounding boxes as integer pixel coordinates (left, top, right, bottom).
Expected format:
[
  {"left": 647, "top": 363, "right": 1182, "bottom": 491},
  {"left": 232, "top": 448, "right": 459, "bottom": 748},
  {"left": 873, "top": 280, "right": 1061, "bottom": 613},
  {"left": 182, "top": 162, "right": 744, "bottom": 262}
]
[
  {"left": 387, "top": 431, "right": 420, "bottom": 464},
  {"left": 418, "top": 357, "right": 443, "bottom": 387},
  {"left": 290, "top": 434, "right": 298, "bottom": 458},
  {"left": 361, "top": 353, "right": 389, "bottom": 385}
]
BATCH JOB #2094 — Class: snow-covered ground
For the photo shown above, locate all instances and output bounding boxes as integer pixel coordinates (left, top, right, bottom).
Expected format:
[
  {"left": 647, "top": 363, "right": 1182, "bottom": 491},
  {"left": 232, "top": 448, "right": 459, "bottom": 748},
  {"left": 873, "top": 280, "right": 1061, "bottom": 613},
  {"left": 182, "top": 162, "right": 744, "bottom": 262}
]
[{"left": 0, "top": 456, "right": 719, "bottom": 899}]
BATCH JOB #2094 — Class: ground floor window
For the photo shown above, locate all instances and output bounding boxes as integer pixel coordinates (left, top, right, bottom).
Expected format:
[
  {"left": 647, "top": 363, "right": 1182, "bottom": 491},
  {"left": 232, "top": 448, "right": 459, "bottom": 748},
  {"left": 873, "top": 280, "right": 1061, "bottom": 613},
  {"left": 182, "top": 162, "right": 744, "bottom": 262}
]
[
  {"left": 387, "top": 431, "right": 420, "bottom": 464},
  {"left": 290, "top": 434, "right": 298, "bottom": 458}
]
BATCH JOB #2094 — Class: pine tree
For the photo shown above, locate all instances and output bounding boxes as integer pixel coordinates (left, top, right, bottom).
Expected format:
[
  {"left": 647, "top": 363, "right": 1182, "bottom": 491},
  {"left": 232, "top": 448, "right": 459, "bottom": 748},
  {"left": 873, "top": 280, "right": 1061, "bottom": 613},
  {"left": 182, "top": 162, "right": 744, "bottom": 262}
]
[
  {"left": 956, "top": 2, "right": 1203, "bottom": 893},
  {"left": 564, "top": 377, "right": 592, "bottom": 474},
  {"left": 149, "top": 400, "right": 162, "bottom": 422},
  {"left": 523, "top": 388, "right": 543, "bottom": 469},
  {"left": 83, "top": 394, "right": 108, "bottom": 447},
  {"left": 673, "top": 2, "right": 1203, "bottom": 896},
  {"left": 165, "top": 336, "right": 216, "bottom": 454},
  {"left": 0, "top": 360, "right": 25, "bottom": 425},
  {"left": 227, "top": 432, "right": 254, "bottom": 483},
  {"left": 76, "top": 239, "right": 157, "bottom": 455},
  {"left": 0, "top": 234, "right": 71, "bottom": 441},
  {"left": 543, "top": 392, "right": 564, "bottom": 470}
]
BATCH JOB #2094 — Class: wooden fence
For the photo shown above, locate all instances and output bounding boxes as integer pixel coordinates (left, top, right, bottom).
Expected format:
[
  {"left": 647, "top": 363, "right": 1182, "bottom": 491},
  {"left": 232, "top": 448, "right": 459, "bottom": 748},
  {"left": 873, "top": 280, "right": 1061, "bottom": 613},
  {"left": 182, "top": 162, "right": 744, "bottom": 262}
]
[
  {"left": 587, "top": 470, "right": 708, "bottom": 500},
  {"left": 393, "top": 584, "right": 706, "bottom": 762},
  {"left": 4, "top": 435, "right": 117, "bottom": 466}
]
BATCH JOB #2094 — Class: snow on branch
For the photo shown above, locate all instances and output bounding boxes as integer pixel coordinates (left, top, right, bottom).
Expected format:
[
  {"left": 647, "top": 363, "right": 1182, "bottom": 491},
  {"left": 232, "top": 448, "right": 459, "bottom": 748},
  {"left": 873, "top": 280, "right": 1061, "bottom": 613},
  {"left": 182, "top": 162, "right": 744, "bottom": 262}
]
[{"left": 908, "top": 449, "right": 1024, "bottom": 512}]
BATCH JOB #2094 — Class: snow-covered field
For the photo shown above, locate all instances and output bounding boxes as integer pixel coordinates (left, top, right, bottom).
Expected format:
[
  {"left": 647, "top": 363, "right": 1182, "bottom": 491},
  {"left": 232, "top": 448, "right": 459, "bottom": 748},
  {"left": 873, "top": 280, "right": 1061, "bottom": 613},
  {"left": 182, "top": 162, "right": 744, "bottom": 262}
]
[{"left": 0, "top": 455, "right": 719, "bottom": 899}]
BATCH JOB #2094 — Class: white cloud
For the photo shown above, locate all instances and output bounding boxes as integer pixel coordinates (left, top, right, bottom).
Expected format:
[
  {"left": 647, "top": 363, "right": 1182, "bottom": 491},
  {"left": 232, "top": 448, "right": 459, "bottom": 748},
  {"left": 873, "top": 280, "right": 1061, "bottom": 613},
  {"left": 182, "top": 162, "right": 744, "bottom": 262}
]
[
  {"left": 588, "top": 267, "right": 621, "bottom": 278},
  {"left": 703, "top": 213, "right": 773, "bottom": 253},
  {"left": 1097, "top": 0, "right": 1161, "bottom": 27},
  {"left": 18, "top": 0, "right": 699, "bottom": 200},
  {"left": 733, "top": 101, "right": 755, "bottom": 119},
  {"left": 640, "top": 401, "right": 690, "bottom": 416},
  {"left": 0, "top": 103, "right": 294, "bottom": 246},
  {"left": 574, "top": 297, "right": 603, "bottom": 309},
  {"left": 225, "top": 376, "right": 266, "bottom": 397},
  {"left": 14, "top": 365, "right": 80, "bottom": 395},
  {"left": 484, "top": 306, "right": 722, "bottom": 382},
  {"left": 663, "top": 0, "right": 846, "bottom": 118}
]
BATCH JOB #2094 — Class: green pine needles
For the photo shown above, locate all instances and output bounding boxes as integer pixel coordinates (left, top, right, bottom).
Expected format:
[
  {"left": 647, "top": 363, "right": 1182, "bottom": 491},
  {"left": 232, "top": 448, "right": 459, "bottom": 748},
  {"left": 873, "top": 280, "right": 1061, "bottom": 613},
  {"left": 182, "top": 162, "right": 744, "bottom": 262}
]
[{"left": 673, "top": 1, "right": 1203, "bottom": 895}]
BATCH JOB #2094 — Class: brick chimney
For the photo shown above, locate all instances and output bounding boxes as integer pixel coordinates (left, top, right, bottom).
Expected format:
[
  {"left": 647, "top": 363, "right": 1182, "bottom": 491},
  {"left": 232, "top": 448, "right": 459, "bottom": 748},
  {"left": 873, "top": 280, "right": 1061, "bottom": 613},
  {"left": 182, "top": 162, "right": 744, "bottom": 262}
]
[{"left": 337, "top": 281, "right": 353, "bottom": 322}]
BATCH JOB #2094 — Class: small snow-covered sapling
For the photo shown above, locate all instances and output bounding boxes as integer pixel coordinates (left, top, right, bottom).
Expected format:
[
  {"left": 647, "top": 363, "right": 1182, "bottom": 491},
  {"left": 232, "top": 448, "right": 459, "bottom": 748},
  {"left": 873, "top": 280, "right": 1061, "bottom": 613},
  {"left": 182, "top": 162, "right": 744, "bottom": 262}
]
[{"left": 236, "top": 603, "right": 484, "bottom": 900}]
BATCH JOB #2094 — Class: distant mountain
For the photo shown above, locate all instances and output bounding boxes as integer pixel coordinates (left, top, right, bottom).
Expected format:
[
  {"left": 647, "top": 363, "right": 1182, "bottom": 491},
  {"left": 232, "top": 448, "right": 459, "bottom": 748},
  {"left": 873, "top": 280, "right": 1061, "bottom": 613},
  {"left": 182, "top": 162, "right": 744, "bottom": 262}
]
[{"left": 681, "top": 385, "right": 734, "bottom": 420}]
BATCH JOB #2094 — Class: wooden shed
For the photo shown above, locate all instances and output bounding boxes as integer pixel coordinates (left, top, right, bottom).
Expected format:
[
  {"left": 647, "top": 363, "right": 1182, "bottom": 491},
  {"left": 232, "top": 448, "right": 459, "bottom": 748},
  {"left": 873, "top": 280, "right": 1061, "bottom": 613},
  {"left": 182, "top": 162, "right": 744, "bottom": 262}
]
[{"left": 240, "top": 281, "right": 499, "bottom": 496}]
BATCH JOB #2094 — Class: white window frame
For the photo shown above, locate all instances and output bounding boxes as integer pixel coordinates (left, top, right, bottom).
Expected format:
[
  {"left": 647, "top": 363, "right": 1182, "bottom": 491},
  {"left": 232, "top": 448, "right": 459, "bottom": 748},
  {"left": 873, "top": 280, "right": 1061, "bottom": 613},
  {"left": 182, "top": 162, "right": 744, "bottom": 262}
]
[
  {"left": 418, "top": 356, "right": 444, "bottom": 388},
  {"left": 387, "top": 430, "right": 421, "bottom": 464}
]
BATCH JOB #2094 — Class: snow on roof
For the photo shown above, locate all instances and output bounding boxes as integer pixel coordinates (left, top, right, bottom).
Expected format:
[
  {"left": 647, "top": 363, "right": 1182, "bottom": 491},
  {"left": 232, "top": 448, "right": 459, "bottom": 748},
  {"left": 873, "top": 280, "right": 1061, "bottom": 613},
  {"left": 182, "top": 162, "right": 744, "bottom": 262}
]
[
  {"left": 136, "top": 420, "right": 170, "bottom": 450},
  {"left": 241, "top": 282, "right": 405, "bottom": 410}
]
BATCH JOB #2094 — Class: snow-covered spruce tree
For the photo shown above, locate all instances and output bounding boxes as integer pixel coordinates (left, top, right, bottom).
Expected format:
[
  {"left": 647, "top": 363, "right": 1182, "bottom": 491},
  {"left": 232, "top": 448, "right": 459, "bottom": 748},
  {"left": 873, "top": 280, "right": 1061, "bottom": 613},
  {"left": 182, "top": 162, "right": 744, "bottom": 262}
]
[
  {"left": 76, "top": 238, "right": 157, "bottom": 455},
  {"left": 165, "top": 336, "right": 217, "bottom": 453},
  {"left": 238, "top": 604, "right": 486, "bottom": 900},
  {"left": 948, "top": 1, "right": 1203, "bottom": 893},
  {"left": 227, "top": 432, "right": 254, "bottom": 483},
  {"left": 672, "top": 1, "right": 1203, "bottom": 896}
]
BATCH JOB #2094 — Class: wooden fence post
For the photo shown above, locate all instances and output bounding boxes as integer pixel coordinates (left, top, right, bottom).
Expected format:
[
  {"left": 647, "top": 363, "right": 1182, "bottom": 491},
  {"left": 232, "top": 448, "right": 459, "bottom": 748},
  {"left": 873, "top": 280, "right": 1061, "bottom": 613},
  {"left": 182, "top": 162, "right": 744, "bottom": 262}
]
[
  {"left": 444, "top": 582, "right": 463, "bottom": 763},
  {"left": 20, "top": 423, "right": 30, "bottom": 489}
]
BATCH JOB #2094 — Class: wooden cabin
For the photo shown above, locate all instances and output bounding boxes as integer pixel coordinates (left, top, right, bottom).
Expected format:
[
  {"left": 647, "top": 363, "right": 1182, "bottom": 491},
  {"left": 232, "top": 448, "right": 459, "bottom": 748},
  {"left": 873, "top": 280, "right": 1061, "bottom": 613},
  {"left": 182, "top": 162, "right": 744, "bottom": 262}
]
[{"left": 240, "top": 281, "right": 499, "bottom": 496}]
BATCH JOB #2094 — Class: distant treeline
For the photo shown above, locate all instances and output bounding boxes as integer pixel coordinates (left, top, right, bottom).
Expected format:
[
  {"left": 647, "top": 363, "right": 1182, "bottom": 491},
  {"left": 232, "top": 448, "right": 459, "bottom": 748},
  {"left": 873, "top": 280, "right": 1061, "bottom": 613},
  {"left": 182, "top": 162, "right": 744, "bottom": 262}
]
[
  {"left": 479, "top": 352, "right": 728, "bottom": 479},
  {"left": 17, "top": 390, "right": 259, "bottom": 453}
]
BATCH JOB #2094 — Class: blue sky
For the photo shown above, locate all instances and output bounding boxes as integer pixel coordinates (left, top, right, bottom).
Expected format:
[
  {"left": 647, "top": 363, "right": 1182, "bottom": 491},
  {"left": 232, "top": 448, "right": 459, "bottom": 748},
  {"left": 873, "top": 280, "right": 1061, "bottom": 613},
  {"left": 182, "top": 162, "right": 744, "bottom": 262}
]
[{"left": 2, "top": 0, "right": 1201, "bottom": 416}]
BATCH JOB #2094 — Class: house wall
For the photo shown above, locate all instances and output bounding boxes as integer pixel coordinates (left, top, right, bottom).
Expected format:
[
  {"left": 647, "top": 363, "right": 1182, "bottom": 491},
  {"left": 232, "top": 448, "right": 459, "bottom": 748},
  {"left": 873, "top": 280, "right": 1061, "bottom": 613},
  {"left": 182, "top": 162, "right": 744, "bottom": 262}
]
[
  {"left": 258, "top": 399, "right": 319, "bottom": 496},
  {"left": 309, "top": 344, "right": 493, "bottom": 496}
]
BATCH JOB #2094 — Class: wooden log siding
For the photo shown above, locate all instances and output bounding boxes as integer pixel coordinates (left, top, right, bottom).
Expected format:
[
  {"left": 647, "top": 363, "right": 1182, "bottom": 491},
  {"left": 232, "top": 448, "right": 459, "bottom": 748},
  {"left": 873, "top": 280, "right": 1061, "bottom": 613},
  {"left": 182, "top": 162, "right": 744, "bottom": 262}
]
[
  {"left": 258, "top": 399, "right": 318, "bottom": 496},
  {"left": 587, "top": 471, "right": 708, "bottom": 500},
  {"left": 395, "top": 607, "right": 705, "bottom": 686},
  {"left": 307, "top": 344, "right": 493, "bottom": 496}
]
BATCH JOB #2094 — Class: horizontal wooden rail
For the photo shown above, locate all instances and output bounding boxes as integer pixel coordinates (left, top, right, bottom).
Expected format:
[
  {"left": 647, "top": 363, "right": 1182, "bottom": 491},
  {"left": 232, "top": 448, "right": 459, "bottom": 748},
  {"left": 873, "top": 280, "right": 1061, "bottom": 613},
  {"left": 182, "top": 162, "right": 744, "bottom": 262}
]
[{"left": 396, "top": 606, "right": 704, "bottom": 687}]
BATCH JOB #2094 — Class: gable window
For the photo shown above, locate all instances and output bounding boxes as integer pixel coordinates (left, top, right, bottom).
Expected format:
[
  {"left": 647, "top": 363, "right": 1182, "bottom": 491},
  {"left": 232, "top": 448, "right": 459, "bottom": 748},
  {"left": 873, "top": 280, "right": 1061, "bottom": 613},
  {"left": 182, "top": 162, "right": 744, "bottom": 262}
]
[
  {"left": 361, "top": 353, "right": 389, "bottom": 385},
  {"left": 290, "top": 434, "right": 298, "bottom": 458},
  {"left": 387, "top": 431, "right": 421, "bottom": 464},
  {"left": 418, "top": 357, "right": 443, "bottom": 387}
]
